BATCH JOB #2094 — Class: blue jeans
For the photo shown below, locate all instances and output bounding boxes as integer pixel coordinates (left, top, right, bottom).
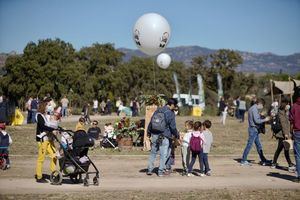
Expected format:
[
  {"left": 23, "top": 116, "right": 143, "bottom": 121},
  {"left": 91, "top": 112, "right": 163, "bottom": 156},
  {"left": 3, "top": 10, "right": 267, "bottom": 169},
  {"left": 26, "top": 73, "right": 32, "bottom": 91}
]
[
  {"left": 202, "top": 153, "right": 210, "bottom": 173},
  {"left": 242, "top": 127, "right": 263, "bottom": 162},
  {"left": 27, "top": 110, "right": 32, "bottom": 124},
  {"left": 165, "top": 144, "right": 175, "bottom": 170},
  {"left": 31, "top": 110, "right": 37, "bottom": 123},
  {"left": 147, "top": 134, "right": 170, "bottom": 175},
  {"left": 294, "top": 132, "right": 300, "bottom": 178},
  {"left": 62, "top": 106, "right": 67, "bottom": 117},
  {"left": 188, "top": 151, "right": 204, "bottom": 173},
  {"left": 239, "top": 110, "right": 246, "bottom": 122}
]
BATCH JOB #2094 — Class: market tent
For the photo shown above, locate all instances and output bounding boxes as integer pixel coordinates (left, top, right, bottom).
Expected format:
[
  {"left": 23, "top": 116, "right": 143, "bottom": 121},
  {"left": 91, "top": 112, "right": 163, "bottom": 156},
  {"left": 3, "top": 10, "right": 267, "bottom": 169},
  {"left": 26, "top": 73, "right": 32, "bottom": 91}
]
[
  {"left": 270, "top": 79, "right": 300, "bottom": 102},
  {"left": 272, "top": 80, "right": 294, "bottom": 95}
]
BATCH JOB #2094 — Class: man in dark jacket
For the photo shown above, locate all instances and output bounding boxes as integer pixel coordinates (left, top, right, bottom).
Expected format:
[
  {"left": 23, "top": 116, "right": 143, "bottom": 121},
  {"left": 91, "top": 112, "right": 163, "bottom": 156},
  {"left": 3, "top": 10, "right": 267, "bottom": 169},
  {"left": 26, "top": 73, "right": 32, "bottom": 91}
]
[
  {"left": 146, "top": 98, "right": 179, "bottom": 177},
  {"left": 290, "top": 88, "right": 300, "bottom": 183}
]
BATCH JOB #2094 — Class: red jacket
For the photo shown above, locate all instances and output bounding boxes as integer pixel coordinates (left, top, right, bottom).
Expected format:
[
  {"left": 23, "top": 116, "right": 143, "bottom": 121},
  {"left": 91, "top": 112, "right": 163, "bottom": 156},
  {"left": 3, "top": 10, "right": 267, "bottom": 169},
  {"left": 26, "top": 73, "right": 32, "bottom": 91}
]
[{"left": 290, "top": 97, "right": 300, "bottom": 132}]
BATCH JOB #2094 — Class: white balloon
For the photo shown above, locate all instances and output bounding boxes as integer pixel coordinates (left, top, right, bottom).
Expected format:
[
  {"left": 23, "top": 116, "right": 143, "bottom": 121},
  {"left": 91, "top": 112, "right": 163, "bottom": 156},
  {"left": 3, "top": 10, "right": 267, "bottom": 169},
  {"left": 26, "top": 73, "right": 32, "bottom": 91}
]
[
  {"left": 157, "top": 53, "right": 171, "bottom": 69},
  {"left": 133, "top": 13, "right": 171, "bottom": 56}
]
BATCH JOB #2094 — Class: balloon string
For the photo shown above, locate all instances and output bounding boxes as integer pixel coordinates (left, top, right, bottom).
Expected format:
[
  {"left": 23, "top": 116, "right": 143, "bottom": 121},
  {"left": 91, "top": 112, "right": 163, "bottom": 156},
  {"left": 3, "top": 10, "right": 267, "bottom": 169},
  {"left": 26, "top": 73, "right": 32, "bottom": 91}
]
[{"left": 153, "top": 58, "right": 157, "bottom": 94}]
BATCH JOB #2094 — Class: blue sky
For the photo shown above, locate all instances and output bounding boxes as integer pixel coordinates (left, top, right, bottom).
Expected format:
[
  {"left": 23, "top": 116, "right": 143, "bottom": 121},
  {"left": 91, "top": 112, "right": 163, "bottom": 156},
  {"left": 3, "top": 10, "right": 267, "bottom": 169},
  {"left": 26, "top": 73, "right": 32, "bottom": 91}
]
[{"left": 0, "top": 0, "right": 300, "bottom": 55}]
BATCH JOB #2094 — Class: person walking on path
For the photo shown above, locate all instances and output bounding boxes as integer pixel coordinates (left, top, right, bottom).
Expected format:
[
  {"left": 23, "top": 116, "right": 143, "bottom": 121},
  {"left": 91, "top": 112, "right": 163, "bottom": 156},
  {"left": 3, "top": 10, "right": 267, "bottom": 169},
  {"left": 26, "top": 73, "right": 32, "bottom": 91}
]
[
  {"left": 147, "top": 98, "right": 179, "bottom": 177},
  {"left": 289, "top": 89, "right": 300, "bottom": 183},
  {"left": 271, "top": 98, "right": 295, "bottom": 171},
  {"left": 241, "top": 98, "right": 271, "bottom": 166}
]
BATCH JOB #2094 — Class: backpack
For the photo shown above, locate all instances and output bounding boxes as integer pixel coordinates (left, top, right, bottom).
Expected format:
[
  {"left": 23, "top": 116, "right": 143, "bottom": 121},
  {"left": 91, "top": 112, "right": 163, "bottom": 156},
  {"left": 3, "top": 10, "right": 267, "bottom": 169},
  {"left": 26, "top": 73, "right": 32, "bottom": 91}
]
[
  {"left": 189, "top": 133, "right": 202, "bottom": 152},
  {"left": 150, "top": 109, "right": 167, "bottom": 133},
  {"left": 271, "top": 115, "right": 282, "bottom": 135}
]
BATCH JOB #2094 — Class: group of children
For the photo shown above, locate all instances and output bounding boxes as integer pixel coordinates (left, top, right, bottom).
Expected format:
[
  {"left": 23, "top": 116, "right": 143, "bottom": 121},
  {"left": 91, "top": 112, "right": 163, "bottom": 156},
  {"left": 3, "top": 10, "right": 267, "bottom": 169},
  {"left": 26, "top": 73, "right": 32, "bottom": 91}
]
[{"left": 180, "top": 119, "right": 213, "bottom": 177}]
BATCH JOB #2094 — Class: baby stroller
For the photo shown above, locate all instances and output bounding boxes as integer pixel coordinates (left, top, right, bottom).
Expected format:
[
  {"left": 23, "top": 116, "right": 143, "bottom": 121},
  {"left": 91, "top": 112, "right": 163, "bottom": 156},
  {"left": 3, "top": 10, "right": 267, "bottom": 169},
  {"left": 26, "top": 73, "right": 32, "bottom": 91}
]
[
  {"left": 0, "top": 150, "right": 8, "bottom": 170},
  {"left": 101, "top": 123, "right": 118, "bottom": 149},
  {"left": 50, "top": 128, "right": 100, "bottom": 186}
]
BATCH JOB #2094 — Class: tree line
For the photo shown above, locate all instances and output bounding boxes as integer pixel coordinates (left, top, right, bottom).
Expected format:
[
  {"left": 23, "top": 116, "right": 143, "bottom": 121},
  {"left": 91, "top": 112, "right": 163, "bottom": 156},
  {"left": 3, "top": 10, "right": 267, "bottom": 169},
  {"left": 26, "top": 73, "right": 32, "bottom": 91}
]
[{"left": 0, "top": 38, "right": 298, "bottom": 112}]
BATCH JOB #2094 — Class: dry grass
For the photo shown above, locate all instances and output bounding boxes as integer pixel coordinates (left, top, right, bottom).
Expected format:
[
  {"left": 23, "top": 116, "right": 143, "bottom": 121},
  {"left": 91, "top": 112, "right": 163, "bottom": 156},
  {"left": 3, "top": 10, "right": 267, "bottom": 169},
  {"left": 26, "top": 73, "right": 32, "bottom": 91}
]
[{"left": 7, "top": 115, "right": 277, "bottom": 156}]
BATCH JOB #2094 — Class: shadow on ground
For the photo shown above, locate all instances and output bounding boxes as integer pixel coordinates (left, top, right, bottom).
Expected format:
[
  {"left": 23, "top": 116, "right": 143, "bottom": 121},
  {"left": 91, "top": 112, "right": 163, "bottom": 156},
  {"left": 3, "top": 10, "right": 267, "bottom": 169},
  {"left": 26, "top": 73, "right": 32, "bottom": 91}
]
[{"left": 267, "top": 172, "right": 295, "bottom": 182}]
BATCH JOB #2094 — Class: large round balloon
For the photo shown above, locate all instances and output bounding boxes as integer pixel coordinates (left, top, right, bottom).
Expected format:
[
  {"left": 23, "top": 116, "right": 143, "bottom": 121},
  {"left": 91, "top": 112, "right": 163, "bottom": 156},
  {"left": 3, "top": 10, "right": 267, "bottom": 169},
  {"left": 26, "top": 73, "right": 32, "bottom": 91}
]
[
  {"left": 157, "top": 53, "right": 171, "bottom": 69},
  {"left": 133, "top": 13, "right": 171, "bottom": 56}
]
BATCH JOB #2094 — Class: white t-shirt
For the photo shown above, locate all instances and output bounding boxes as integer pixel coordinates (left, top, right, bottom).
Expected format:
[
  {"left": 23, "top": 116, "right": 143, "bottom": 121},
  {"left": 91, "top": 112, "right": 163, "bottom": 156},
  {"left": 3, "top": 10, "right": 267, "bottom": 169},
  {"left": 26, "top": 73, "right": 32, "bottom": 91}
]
[
  {"left": 203, "top": 129, "right": 213, "bottom": 153},
  {"left": 93, "top": 100, "right": 98, "bottom": 109},
  {"left": 182, "top": 130, "right": 193, "bottom": 147}
]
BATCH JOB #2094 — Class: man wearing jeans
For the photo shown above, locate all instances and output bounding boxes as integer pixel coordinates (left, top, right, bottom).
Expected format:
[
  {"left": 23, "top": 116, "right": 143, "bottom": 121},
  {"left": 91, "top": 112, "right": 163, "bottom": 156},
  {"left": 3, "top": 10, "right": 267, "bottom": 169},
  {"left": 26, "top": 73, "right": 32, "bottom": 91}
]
[
  {"left": 147, "top": 98, "right": 179, "bottom": 177},
  {"left": 290, "top": 90, "right": 300, "bottom": 183},
  {"left": 241, "top": 98, "right": 271, "bottom": 166}
]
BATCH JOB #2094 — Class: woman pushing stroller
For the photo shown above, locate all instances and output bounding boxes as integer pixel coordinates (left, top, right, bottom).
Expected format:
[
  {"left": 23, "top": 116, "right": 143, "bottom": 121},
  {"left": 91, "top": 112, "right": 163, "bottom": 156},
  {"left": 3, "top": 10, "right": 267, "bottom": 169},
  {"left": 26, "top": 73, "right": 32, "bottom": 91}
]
[{"left": 35, "top": 99, "right": 61, "bottom": 183}]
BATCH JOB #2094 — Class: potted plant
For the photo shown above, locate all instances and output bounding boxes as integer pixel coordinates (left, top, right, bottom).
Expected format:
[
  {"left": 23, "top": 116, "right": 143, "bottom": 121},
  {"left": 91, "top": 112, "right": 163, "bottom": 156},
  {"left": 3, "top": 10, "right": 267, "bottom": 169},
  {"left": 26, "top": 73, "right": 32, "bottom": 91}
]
[{"left": 113, "top": 117, "right": 139, "bottom": 148}]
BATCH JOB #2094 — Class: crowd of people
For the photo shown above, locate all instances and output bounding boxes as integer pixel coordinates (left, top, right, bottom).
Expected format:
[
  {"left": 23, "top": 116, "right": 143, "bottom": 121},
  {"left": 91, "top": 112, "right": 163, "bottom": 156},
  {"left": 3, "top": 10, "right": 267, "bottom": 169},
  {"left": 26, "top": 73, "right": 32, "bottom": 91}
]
[
  {"left": 1, "top": 91, "right": 300, "bottom": 184},
  {"left": 23, "top": 95, "right": 140, "bottom": 126}
]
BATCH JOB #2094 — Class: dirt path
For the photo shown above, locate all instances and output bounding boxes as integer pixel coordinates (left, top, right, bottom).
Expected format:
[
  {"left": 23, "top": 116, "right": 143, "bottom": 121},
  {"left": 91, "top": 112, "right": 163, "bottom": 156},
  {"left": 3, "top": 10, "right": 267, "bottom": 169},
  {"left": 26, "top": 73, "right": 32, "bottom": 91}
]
[{"left": 0, "top": 155, "right": 299, "bottom": 195}]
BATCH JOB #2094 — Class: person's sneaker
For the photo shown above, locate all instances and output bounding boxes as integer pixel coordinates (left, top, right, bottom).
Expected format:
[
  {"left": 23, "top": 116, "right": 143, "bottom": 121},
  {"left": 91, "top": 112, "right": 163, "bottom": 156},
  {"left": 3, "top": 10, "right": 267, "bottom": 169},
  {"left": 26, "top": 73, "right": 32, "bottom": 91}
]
[
  {"left": 146, "top": 171, "right": 153, "bottom": 176},
  {"left": 36, "top": 178, "right": 48, "bottom": 183},
  {"left": 187, "top": 173, "right": 194, "bottom": 177},
  {"left": 270, "top": 163, "right": 277, "bottom": 169},
  {"left": 292, "top": 177, "right": 300, "bottom": 183},
  {"left": 199, "top": 173, "right": 205, "bottom": 177},
  {"left": 240, "top": 161, "right": 252, "bottom": 166},
  {"left": 260, "top": 160, "right": 272, "bottom": 166},
  {"left": 288, "top": 165, "right": 296, "bottom": 173},
  {"left": 206, "top": 170, "right": 212, "bottom": 176},
  {"left": 3, "top": 164, "right": 10, "bottom": 170}
]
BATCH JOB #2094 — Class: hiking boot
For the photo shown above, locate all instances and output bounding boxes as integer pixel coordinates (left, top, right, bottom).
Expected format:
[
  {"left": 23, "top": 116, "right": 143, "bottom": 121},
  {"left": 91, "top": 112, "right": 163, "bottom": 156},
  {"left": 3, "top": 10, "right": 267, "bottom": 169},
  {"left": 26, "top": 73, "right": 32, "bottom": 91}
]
[
  {"left": 36, "top": 178, "right": 48, "bottom": 183},
  {"left": 240, "top": 161, "right": 252, "bottom": 166}
]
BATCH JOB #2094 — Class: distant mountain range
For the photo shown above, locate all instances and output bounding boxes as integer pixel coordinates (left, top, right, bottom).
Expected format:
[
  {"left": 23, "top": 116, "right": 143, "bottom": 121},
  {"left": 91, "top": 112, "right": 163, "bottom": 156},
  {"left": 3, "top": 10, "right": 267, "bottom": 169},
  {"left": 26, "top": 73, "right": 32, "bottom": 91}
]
[
  {"left": 1, "top": 46, "right": 300, "bottom": 74},
  {"left": 119, "top": 46, "right": 300, "bottom": 74}
]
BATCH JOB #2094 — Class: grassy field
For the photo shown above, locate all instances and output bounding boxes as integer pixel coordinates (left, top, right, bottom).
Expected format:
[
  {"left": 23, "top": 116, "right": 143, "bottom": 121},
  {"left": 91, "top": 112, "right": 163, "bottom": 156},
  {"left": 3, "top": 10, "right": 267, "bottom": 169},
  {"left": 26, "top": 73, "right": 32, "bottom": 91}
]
[{"left": 7, "top": 115, "right": 278, "bottom": 157}]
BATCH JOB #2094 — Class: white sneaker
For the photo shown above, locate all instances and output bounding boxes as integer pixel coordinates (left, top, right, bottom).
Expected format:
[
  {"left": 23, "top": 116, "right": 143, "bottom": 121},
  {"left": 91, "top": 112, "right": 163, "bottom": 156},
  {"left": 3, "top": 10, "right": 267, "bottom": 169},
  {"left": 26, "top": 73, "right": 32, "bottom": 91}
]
[
  {"left": 206, "top": 170, "right": 212, "bottom": 176},
  {"left": 199, "top": 173, "right": 205, "bottom": 177},
  {"left": 240, "top": 161, "right": 252, "bottom": 166},
  {"left": 187, "top": 173, "right": 194, "bottom": 177},
  {"left": 288, "top": 165, "right": 296, "bottom": 173}
]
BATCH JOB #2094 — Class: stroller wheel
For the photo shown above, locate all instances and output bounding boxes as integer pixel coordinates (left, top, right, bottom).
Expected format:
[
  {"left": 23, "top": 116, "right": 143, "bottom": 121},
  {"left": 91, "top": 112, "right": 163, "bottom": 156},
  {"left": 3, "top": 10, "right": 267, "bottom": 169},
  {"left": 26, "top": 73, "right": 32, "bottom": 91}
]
[
  {"left": 0, "top": 158, "right": 7, "bottom": 170},
  {"left": 93, "top": 176, "right": 99, "bottom": 186},
  {"left": 50, "top": 170, "right": 62, "bottom": 185},
  {"left": 83, "top": 178, "right": 89, "bottom": 187},
  {"left": 70, "top": 173, "right": 82, "bottom": 184}
]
